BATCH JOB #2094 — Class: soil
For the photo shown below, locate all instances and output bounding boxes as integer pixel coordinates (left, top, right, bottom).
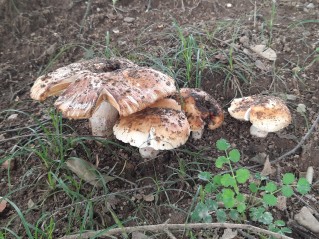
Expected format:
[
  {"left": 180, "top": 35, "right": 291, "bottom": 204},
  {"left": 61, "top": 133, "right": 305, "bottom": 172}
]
[{"left": 0, "top": 0, "right": 319, "bottom": 238}]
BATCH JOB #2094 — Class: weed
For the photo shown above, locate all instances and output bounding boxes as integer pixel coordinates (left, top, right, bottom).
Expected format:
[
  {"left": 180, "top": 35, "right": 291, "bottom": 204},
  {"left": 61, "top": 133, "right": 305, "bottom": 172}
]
[
  {"left": 268, "top": 0, "right": 277, "bottom": 46},
  {"left": 191, "top": 138, "right": 311, "bottom": 236}
]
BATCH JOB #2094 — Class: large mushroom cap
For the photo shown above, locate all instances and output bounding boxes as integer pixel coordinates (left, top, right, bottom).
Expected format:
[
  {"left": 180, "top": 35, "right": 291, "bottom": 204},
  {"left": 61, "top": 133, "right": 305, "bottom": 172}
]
[
  {"left": 53, "top": 67, "right": 176, "bottom": 119},
  {"left": 54, "top": 71, "right": 104, "bottom": 119},
  {"left": 172, "top": 88, "right": 224, "bottom": 138},
  {"left": 30, "top": 57, "right": 137, "bottom": 101},
  {"left": 102, "top": 67, "right": 176, "bottom": 117},
  {"left": 113, "top": 107, "right": 190, "bottom": 151},
  {"left": 249, "top": 97, "right": 292, "bottom": 132}
]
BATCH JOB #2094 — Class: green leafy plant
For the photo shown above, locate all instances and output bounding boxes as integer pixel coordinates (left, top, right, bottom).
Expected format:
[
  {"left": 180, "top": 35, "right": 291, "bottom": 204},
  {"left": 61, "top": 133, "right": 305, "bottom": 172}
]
[{"left": 191, "top": 138, "right": 311, "bottom": 237}]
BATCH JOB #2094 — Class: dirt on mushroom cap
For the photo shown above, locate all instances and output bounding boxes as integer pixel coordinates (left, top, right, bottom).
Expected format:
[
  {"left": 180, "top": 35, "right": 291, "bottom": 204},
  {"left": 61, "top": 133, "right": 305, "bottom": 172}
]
[
  {"left": 113, "top": 107, "right": 190, "bottom": 150},
  {"left": 228, "top": 95, "right": 292, "bottom": 132},
  {"left": 30, "top": 57, "right": 136, "bottom": 101},
  {"left": 104, "top": 67, "right": 176, "bottom": 117},
  {"left": 250, "top": 97, "right": 292, "bottom": 132},
  {"left": 173, "top": 88, "right": 224, "bottom": 131}
]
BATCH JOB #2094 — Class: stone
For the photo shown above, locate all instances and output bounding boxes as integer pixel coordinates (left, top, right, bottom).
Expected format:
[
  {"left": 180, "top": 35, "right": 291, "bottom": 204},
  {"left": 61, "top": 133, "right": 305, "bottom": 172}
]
[{"left": 295, "top": 206, "right": 319, "bottom": 233}]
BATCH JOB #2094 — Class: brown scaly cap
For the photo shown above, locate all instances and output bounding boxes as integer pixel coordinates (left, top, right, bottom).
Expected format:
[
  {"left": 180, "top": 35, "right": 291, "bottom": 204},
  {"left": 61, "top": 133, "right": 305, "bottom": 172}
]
[
  {"left": 53, "top": 67, "right": 176, "bottom": 119},
  {"left": 102, "top": 67, "right": 176, "bottom": 117},
  {"left": 54, "top": 72, "right": 104, "bottom": 119},
  {"left": 173, "top": 88, "right": 224, "bottom": 131},
  {"left": 113, "top": 107, "right": 190, "bottom": 150},
  {"left": 30, "top": 57, "right": 137, "bottom": 101},
  {"left": 249, "top": 96, "right": 292, "bottom": 132},
  {"left": 228, "top": 96, "right": 256, "bottom": 121}
]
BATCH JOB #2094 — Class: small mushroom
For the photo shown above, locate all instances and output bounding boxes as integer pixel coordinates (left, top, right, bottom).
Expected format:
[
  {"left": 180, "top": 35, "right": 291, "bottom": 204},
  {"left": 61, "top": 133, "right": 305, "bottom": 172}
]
[
  {"left": 113, "top": 99, "right": 190, "bottom": 159},
  {"left": 228, "top": 95, "right": 292, "bottom": 137},
  {"left": 30, "top": 58, "right": 176, "bottom": 137},
  {"left": 172, "top": 88, "right": 224, "bottom": 139}
]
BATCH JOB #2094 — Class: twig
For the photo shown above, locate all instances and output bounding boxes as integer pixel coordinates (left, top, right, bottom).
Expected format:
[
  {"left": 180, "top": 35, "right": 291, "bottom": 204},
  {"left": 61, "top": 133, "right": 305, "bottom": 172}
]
[
  {"left": 165, "top": 229, "right": 177, "bottom": 239},
  {"left": 271, "top": 112, "right": 319, "bottom": 164},
  {"left": 58, "top": 222, "right": 293, "bottom": 239},
  {"left": 79, "top": 0, "right": 92, "bottom": 34},
  {"left": 248, "top": 112, "right": 319, "bottom": 169}
]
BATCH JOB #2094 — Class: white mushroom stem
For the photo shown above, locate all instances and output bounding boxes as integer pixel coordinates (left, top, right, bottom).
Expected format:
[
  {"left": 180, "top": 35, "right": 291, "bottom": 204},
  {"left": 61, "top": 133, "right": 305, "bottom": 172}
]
[
  {"left": 139, "top": 147, "right": 159, "bottom": 159},
  {"left": 89, "top": 101, "right": 119, "bottom": 137},
  {"left": 192, "top": 128, "right": 204, "bottom": 140},
  {"left": 250, "top": 125, "right": 268, "bottom": 138}
]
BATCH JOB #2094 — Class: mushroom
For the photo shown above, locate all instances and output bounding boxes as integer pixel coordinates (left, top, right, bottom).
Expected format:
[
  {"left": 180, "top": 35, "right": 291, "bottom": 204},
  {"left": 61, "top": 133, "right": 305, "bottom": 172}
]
[
  {"left": 113, "top": 98, "right": 190, "bottom": 159},
  {"left": 30, "top": 58, "right": 176, "bottom": 137},
  {"left": 228, "top": 95, "right": 292, "bottom": 137},
  {"left": 30, "top": 57, "right": 137, "bottom": 101},
  {"left": 172, "top": 88, "right": 224, "bottom": 139}
]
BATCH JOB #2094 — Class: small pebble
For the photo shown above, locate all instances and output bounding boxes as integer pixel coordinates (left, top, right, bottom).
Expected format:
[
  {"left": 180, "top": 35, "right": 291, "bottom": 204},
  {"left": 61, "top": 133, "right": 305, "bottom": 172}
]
[
  {"left": 7, "top": 114, "right": 18, "bottom": 121},
  {"left": 306, "top": 3, "right": 315, "bottom": 9},
  {"left": 123, "top": 17, "right": 135, "bottom": 23},
  {"left": 295, "top": 207, "right": 319, "bottom": 233}
]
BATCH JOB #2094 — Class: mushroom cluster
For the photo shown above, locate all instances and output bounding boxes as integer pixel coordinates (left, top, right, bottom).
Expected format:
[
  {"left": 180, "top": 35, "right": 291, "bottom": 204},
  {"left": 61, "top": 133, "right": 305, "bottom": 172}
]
[
  {"left": 30, "top": 57, "right": 228, "bottom": 158},
  {"left": 30, "top": 58, "right": 176, "bottom": 137}
]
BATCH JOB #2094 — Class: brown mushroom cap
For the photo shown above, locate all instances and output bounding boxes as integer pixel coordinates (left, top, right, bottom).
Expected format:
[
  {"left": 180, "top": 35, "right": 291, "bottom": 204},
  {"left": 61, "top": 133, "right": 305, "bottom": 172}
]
[
  {"left": 101, "top": 67, "right": 176, "bottom": 117},
  {"left": 249, "top": 97, "right": 292, "bottom": 132},
  {"left": 53, "top": 67, "right": 176, "bottom": 119},
  {"left": 54, "top": 71, "right": 105, "bottom": 119},
  {"left": 228, "top": 95, "right": 292, "bottom": 135},
  {"left": 30, "top": 57, "right": 137, "bottom": 101},
  {"left": 172, "top": 88, "right": 224, "bottom": 131},
  {"left": 228, "top": 96, "right": 256, "bottom": 121},
  {"left": 113, "top": 107, "right": 190, "bottom": 150},
  {"left": 148, "top": 98, "right": 182, "bottom": 111}
]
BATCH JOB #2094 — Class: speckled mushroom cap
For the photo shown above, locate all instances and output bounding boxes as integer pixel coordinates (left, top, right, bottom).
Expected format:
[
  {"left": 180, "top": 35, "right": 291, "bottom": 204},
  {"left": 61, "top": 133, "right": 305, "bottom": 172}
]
[
  {"left": 30, "top": 57, "right": 137, "bottom": 101},
  {"left": 113, "top": 107, "right": 190, "bottom": 150},
  {"left": 54, "top": 71, "right": 105, "bottom": 119},
  {"left": 228, "top": 96, "right": 256, "bottom": 121},
  {"left": 101, "top": 67, "right": 176, "bottom": 117},
  {"left": 53, "top": 67, "right": 176, "bottom": 119},
  {"left": 172, "top": 88, "right": 224, "bottom": 131},
  {"left": 228, "top": 95, "right": 292, "bottom": 132},
  {"left": 249, "top": 96, "right": 292, "bottom": 132}
]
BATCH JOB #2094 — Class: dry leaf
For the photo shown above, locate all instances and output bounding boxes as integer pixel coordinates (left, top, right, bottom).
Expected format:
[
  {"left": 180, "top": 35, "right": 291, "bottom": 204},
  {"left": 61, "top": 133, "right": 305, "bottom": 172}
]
[
  {"left": 1, "top": 158, "right": 15, "bottom": 169},
  {"left": 66, "top": 157, "right": 114, "bottom": 187},
  {"left": 276, "top": 196, "right": 287, "bottom": 211},
  {"left": 0, "top": 197, "right": 7, "bottom": 213},
  {"left": 255, "top": 60, "right": 268, "bottom": 71},
  {"left": 296, "top": 103, "right": 307, "bottom": 114},
  {"left": 250, "top": 45, "right": 277, "bottom": 61},
  {"left": 250, "top": 152, "right": 268, "bottom": 165},
  {"left": 261, "top": 157, "right": 275, "bottom": 176},
  {"left": 28, "top": 199, "right": 35, "bottom": 209},
  {"left": 221, "top": 228, "right": 238, "bottom": 239}
]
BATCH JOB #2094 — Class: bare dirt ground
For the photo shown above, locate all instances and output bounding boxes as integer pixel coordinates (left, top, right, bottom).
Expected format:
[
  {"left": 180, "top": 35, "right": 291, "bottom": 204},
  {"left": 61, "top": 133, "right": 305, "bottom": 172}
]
[{"left": 1, "top": 0, "right": 319, "bottom": 238}]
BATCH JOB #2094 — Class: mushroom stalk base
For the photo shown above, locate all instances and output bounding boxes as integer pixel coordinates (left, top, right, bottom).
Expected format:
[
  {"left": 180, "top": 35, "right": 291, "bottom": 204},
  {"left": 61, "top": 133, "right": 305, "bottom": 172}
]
[
  {"left": 139, "top": 147, "right": 159, "bottom": 159},
  {"left": 192, "top": 128, "right": 204, "bottom": 140},
  {"left": 89, "top": 101, "right": 119, "bottom": 137},
  {"left": 250, "top": 125, "right": 268, "bottom": 138}
]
